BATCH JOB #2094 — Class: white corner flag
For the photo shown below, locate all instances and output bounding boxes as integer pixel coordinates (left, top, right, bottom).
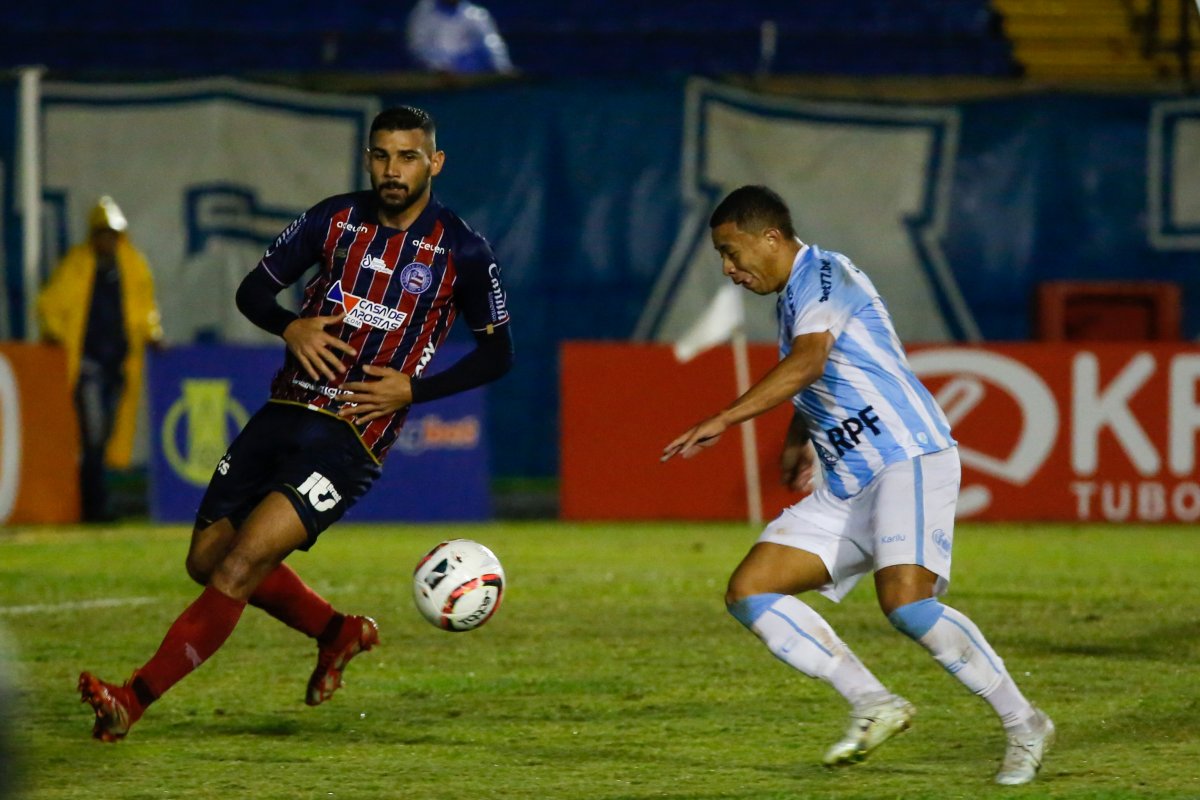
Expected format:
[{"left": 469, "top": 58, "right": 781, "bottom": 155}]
[
  {"left": 673, "top": 283, "right": 744, "bottom": 363},
  {"left": 672, "top": 284, "right": 763, "bottom": 525}
]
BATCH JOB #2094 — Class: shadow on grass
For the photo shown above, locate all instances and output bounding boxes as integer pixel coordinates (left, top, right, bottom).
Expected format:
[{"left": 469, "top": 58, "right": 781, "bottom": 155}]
[{"left": 1017, "top": 620, "right": 1200, "bottom": 660}]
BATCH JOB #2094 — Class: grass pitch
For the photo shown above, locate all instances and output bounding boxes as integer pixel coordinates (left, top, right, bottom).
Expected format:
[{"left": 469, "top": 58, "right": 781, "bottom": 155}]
[{"left": 1, "top": 521, "right": 1197, "bottom": 799}]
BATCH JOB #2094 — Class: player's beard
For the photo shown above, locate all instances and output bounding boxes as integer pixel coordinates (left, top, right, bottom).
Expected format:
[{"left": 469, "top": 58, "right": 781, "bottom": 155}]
[{"left": 375, "top": 171, "right": 430, "bottom": 217}]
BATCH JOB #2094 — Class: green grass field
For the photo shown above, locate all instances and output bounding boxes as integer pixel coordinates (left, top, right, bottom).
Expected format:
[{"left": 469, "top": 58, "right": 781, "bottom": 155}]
[{"left": 1, "top": 521, "right": 1197, "bottom": 799}]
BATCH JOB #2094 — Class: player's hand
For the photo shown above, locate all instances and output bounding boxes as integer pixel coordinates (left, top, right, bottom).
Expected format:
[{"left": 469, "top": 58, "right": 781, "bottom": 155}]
[
  {"left": 781, "top": 438, "right": 817, "bottom": 493},
  {"left": 337, "top": 365, "right": 413, "bottom": 425},
  {"left": 661, "top": 414, "right": 729, "bottom": 462},
  {"left": 282, "top": 312, "right": 357, "bottom": 382}
]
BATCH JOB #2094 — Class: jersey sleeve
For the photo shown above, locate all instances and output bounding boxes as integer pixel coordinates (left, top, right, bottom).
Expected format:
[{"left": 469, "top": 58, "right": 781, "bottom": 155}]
[
  {"left": 452, "top": 233, "right": 511, "bottom": 333},
  {"left": 788, "top": 252, "right": 870, "bottom": 341},
  {"left": 255, "top": 201, "right": 328, "bottom": 287}
]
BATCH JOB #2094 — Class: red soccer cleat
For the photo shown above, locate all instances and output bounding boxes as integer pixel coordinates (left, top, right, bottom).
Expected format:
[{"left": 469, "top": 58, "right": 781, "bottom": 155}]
[
  {"left": 78, "top": 672, "right": 144, "bottom": 742},
  {"left": 306, "top": 615, "right": 380, "bottom": 706}
]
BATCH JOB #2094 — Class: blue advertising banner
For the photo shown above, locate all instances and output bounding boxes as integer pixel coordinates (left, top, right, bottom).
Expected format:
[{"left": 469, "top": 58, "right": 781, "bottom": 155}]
[{"left": 148, "top": 344, "right": 491, "bottom": 523}]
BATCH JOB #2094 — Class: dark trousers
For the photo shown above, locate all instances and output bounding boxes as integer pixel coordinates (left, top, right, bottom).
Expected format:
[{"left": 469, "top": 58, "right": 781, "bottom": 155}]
[{"left": 75, "top": 358, "right": 125, "bottom": 522}]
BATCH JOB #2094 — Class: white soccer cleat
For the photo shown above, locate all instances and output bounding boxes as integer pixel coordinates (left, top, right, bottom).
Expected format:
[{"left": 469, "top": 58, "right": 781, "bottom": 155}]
[
  {"left": 995, "top": 708, "right": 1055, "bottom": 786},
  {"left": 822, "top": 694, "right": 916, "bottom": 766}
]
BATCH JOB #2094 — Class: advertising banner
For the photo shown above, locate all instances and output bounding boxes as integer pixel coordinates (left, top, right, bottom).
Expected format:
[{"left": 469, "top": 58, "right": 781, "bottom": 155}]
[
  {"left": 911, "top": 343, "right": 1200, "bottom": 523},
  {"left": 0, "top": 344, "right": 80, "bottom": 524},
  {"left": 149, "top": 344, "right": 491, "bottom": 523},
  {"left": 561, "top": 342, "right": 1200, "bottom": 523}
]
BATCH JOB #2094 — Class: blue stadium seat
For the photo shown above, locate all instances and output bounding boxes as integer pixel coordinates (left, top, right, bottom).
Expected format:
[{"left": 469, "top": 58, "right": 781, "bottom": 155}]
[{"left": 0, "top": 0, "right": 1016, "bottom": 77}]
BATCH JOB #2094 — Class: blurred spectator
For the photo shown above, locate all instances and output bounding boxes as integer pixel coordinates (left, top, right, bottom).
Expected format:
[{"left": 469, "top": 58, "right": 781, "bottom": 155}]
[
  {"left": 38, "top": 196, "right": 163, "bottom": 523},
  {"left": 406, "top": 0, "right": 515, "bottom": 75}
]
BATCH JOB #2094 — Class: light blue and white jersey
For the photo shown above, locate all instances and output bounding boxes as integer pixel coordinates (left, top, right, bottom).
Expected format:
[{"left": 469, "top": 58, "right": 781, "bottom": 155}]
[{"left": 778, "top": 243, "right": 955, "bottom": 498}]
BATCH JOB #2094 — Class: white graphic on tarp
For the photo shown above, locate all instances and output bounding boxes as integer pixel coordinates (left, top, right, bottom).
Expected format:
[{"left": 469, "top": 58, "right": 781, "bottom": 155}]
[
  {"left": 638, "top": 79, "right": 979, "bottom": 345},
  {"left": 1148, "top": 98, "right": 1200, "bottom": 250},
  {"left": 41, "top": 78, "right": 379, "bottom": 344}
]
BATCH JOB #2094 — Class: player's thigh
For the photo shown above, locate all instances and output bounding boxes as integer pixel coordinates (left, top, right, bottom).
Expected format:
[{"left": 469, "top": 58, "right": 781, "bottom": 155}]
[
  {"left": 185, "top": 518, "right": 238, "bottom": 584},
  {"left": 729, "top": 488, "right": 865, "bottom": 602},
  {"left": 210, "top": 492, "right": 310, "bottom": 599},
  {"left": 727, "top": 542, "right": 832, "bottom": 601}
]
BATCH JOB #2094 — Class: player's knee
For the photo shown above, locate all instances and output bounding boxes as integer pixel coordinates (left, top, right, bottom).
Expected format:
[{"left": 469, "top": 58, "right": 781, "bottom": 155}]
[
  {"left": 210, "top": 550, "right": 271, "bottom": 600},
  {"left": 726, "top": 592, "right": 784, "bottom": 630},
  {"left": 724, "top": 581, "right": 748, "bottom": 608},
  {"left": 887, "top": 597, "right": 945, "bottom": 640},
  {"left": 184, "top": 553, "right": 211, "bottom": 586},
  {"left": 725, "top": 567, "right": 773, "bottom": 607}
]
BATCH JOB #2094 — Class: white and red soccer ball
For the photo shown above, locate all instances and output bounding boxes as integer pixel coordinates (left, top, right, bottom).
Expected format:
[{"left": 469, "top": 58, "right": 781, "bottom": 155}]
[{"left": 412, "top": 539, "right": 505, "bottom": 632}]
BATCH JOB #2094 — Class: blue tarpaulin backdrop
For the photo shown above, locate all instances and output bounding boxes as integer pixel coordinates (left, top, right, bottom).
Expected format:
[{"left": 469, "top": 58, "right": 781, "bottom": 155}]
[{"left": 3, "top": 77, "right": 1198, "bottom": 480}]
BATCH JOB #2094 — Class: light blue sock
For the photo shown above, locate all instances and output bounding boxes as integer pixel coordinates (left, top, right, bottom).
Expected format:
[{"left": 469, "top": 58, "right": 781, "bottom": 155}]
[
  {"left": 729, "top": 593, "right": 889, "bottom": 707},
  {"left": 889, "top": 599, "right": 1033, "bottom": 728}
]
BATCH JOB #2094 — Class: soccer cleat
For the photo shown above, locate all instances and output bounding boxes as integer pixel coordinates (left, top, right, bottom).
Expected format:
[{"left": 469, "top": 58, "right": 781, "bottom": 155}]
[
  {"left": 78, "top": 672, "right": 143, "bottom": 742},
  {"left": 995, "top": 708, "right": 1055, "bottom": 786},
  {"left": 306, "top": 614, "right": 380, "bottom": 706},
  {"left": 822, "top": 694, "right": 916, "bottom": 766}
]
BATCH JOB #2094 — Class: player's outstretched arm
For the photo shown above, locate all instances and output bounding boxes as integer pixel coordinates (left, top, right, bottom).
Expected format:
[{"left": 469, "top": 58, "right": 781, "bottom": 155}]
[{"left": 661, "top": 331, "right": 833, "bottom": 462}]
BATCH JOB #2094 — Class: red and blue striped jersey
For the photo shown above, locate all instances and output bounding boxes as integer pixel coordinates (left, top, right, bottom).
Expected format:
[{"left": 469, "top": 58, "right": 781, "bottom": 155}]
[{"left": 254, "top": 190, "right": 510, "bottom": 461}]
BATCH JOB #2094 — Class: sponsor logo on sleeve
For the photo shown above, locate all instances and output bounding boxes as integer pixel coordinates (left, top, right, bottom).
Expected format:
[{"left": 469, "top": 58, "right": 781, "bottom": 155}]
[
  {"left": 487, "top": 263, "right": 510, "bottom": 323},
  {"left": 264, "top": 212, "right": 306, "bottom": 257},
  {"left": 818, "top": 258, "right": 833, "bottom": 302}
]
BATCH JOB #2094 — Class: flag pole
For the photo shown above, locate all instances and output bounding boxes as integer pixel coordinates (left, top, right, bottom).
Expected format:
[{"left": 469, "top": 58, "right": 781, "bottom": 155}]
[
  {"left": 671, "top": 282, "right": 762, "bottom": 524},
  {"left": 730, "top": 327, "right": 762, "bottom": 525}
]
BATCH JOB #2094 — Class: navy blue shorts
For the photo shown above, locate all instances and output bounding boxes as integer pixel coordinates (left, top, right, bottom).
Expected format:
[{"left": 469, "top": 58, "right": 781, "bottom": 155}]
[{"left": 196, "top": 402, "right": 382, "bottom": 549}]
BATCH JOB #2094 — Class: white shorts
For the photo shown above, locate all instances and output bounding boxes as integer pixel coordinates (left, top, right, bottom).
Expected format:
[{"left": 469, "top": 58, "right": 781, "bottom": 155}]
[{"left": 758, "top": 447, "right": 961, "bottom": 603}]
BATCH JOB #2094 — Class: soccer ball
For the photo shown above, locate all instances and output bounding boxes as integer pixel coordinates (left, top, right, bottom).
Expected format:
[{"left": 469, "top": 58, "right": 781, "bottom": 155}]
[{"left": 412, "top": 539, "right": 506, "bottom": 632}]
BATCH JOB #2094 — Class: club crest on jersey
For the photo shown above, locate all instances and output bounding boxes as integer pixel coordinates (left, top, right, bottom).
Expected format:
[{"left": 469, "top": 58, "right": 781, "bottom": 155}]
[
  {"left": 400, "top": 262, "right": 434, "bottom": 294},
  {"left": 328, "top": 280, "right": 408, "bottom": 331}
]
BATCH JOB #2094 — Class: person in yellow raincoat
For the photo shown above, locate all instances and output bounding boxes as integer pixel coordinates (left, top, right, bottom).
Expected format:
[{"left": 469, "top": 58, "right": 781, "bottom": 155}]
[{"left": 38, "top": 196, "right": 163, "bottom": 522}]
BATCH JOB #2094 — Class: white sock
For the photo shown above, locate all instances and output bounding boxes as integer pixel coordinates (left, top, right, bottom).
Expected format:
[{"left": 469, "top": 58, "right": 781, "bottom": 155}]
[
  {"left": 735, "top": 593, "right": 890, "bottom": 708},
  {"left": 890, "top": 599, "right": 1034, "bottom": 729}
]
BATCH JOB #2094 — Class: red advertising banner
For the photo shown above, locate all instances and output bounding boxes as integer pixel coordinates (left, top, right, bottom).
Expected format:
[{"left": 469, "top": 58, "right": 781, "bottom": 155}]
[
  {"left": 560, "top": 342, "right": 1200, "bottom": 523},
  {"left": 0, "top": 344, "right": 81, "bottom": 524},
  {"left": 910, "top": 343, "right": 1200, "bottom": 523}
]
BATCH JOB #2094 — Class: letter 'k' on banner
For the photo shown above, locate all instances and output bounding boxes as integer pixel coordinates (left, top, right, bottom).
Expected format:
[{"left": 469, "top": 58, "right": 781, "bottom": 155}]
[{"left": 673, "top": 284, "right": 763, "bottom": 524}]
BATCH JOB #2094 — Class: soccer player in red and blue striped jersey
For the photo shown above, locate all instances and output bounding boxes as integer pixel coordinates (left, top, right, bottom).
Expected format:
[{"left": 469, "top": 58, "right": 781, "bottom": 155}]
[{"left": 79, "top": 106, "right": 513, "bottom": 740}]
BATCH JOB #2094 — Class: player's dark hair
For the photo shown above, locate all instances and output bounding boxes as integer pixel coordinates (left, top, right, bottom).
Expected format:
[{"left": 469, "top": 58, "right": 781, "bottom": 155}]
[
  {"left": 709, "top": 185, "right": 796, "bottom": 239},
  {"left": 370, "top": 106, "right": 437, "bottom": 142}
]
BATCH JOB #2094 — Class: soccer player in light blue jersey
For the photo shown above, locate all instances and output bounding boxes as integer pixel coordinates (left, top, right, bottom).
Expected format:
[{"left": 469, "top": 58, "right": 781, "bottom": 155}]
[{"left": 662, "top": 185, "right": 1054, "bottom": 785}]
